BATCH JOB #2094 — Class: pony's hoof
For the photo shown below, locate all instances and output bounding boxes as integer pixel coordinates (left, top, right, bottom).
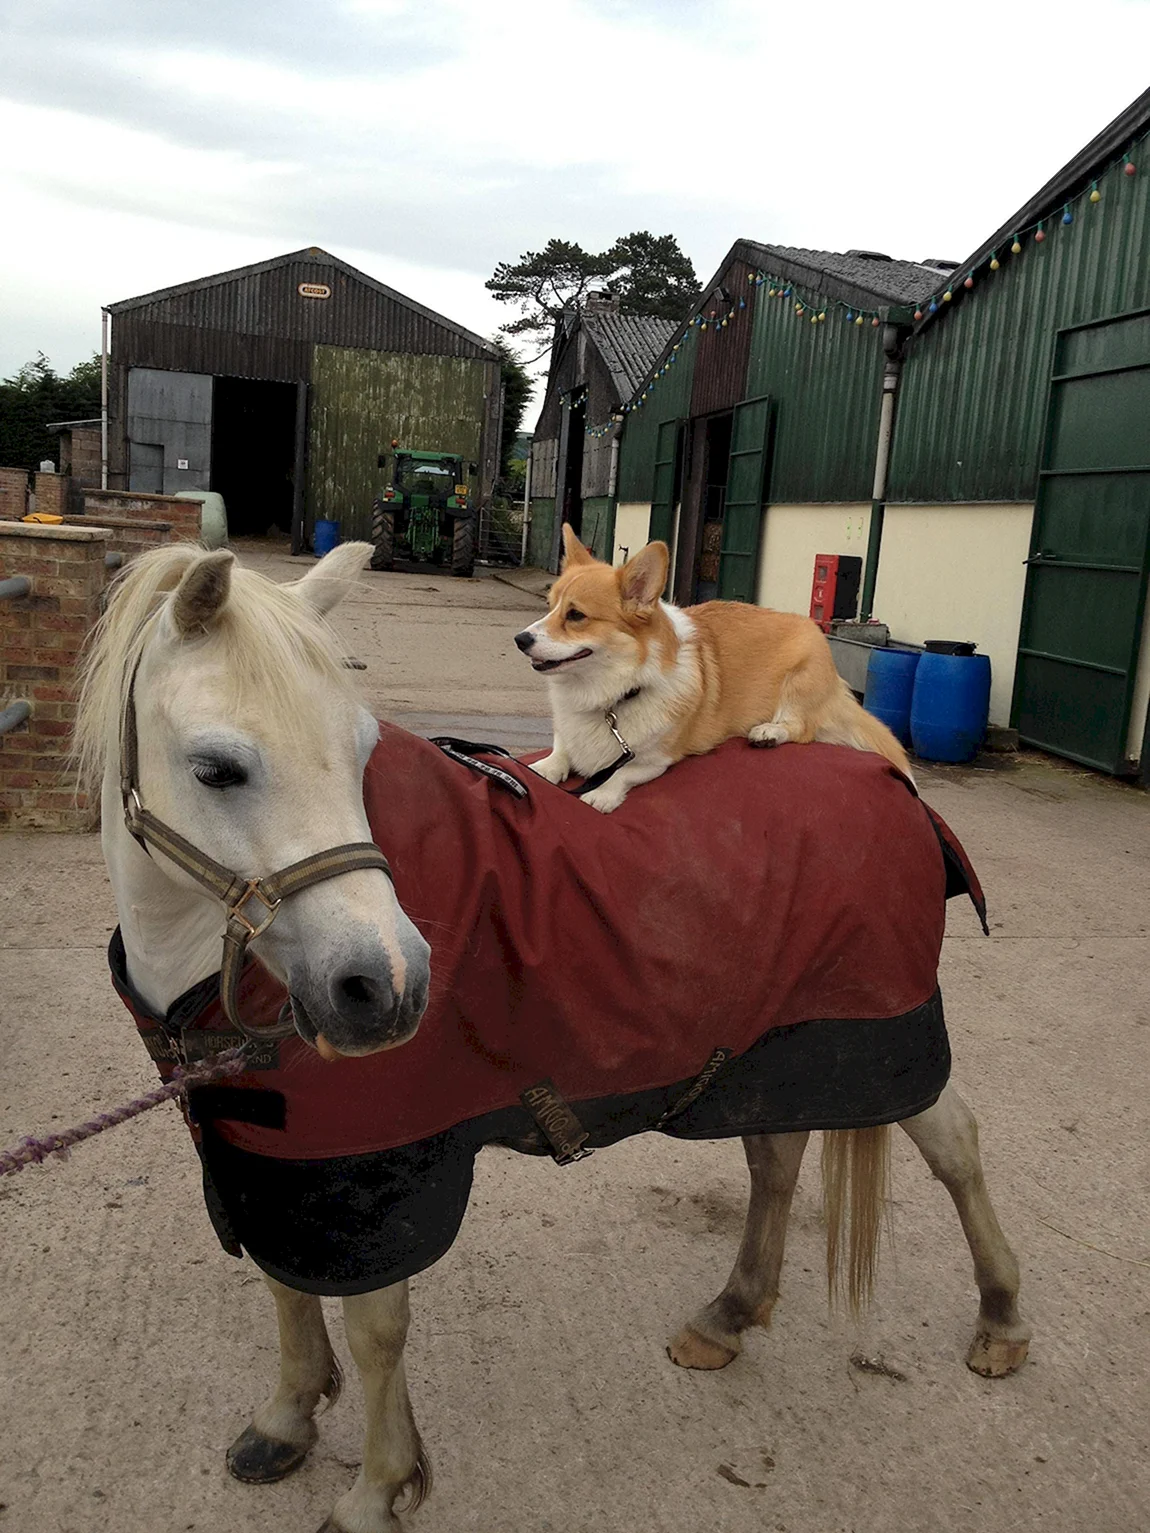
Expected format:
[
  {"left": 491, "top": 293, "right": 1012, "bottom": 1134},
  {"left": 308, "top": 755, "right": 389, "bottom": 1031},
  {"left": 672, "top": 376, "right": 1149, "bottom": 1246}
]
[
  {"left": 667, "top": 1324, "right": 738, "bottom": 1370},
  {"left": 966, "top": 1332, "right": 1030, "bottom": 1377},
  {"left": 227, "top": 1424, "right": 310, "bottom": 1483}
]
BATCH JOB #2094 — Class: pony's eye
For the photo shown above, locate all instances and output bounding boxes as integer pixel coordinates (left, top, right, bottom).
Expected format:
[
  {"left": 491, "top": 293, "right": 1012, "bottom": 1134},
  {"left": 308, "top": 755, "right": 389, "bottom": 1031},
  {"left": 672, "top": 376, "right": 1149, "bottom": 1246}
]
[
  {"left": 566, "top": 608, "right": 586, "bottom": 623},
  {"left": 192, "top": 760, "right": 247, "bottom": 789}
]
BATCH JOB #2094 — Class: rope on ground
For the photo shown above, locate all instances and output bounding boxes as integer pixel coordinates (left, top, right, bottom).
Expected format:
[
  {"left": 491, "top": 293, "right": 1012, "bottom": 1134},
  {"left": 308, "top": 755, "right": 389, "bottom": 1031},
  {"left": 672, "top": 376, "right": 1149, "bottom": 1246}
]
[
  {"left": 0, "top": 1047, "right": 249, "bottom": 1177},
  {"left": 1032, "top": 1215, "right": 1150, "bottom": 1269}
]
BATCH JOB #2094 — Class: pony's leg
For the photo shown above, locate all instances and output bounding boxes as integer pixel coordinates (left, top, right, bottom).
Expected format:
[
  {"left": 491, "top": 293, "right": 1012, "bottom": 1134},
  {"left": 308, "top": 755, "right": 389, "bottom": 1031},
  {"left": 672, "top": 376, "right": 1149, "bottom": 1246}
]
[
  {"left": 227, "top": 1274, "right": 341, "bottom": 1483},
  {"left": 900, "top": 1084, "right": 1030, "bottom": 1377},
  {"left": 669, "top": 1131, "right": 809, "bottom": 1369},
  {"left": 321, "top": 1282, "right": 429, "bottom": 1533}
]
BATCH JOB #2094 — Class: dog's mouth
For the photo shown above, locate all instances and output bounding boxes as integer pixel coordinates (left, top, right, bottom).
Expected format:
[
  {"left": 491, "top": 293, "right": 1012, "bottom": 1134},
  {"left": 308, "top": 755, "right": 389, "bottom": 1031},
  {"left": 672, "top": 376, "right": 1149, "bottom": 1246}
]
[{"left": 531, "top": 647, "right": 593, "bottom": 673}]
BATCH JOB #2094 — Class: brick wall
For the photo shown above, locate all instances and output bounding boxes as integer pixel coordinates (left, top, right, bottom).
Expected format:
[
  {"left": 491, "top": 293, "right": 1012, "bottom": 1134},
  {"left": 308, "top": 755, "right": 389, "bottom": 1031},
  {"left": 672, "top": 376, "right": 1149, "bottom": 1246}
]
[
  {"left": 0, "top": 523, "right": 108, "bottom": 831},
  {"left": 59, "top": 426, "right": 102, "bottom": 488},
  {"left": 34, "top": 472, "right": 84, "bottom": 518},
  {"left": 0, "top": 468, "right": 28, "bottom": 520},
  {"left": 84, "top": 489, "right": 202, "bottom": 542}
]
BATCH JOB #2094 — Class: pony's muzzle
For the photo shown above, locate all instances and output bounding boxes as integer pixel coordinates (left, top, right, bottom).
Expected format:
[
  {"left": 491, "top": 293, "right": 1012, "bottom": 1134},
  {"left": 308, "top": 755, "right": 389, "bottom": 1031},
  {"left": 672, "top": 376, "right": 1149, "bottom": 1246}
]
[{"left": 292, "top": 944, "right": 430, "bottom": 1059}]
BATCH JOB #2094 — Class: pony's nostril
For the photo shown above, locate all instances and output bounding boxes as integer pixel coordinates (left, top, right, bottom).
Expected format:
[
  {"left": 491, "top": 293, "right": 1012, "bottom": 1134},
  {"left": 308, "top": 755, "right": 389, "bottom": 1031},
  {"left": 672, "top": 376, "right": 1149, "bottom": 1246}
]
[
  {"left": 340, "top": 974, "right": 378, "bottom": 1007},
  {"left": 330, "top": 964, "right": 397, "bottom": 1021}
]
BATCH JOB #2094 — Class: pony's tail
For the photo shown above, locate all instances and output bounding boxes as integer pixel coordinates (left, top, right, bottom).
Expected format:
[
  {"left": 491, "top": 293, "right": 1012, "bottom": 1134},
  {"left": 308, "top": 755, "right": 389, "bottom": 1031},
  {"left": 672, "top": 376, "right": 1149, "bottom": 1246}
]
[
  {"left": 821, "top": 1125, "right": 892, "bottom": 1313},
  {"left": 816, "top": 682, "right": 915, "bottom": 784}
]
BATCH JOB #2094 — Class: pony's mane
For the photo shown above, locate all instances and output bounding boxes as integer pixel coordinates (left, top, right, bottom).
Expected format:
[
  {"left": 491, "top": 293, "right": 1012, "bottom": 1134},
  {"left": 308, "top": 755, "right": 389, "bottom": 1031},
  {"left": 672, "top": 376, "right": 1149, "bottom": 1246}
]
[{"left": 76, "top": 543, "right": 359, "bottom": 792}]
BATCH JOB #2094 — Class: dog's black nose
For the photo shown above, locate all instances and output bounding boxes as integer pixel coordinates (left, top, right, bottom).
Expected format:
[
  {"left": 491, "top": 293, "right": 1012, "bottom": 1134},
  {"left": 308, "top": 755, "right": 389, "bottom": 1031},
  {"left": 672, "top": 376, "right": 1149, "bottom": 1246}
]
[{"left": 514, "top": 630, "right": 536, "bottom": 653}]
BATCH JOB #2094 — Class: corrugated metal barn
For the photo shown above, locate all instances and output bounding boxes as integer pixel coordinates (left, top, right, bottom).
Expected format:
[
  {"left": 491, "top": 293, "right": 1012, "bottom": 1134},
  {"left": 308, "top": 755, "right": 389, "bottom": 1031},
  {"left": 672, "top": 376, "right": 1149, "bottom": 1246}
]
[
  {"left": 609, "top": 86, "right": 1150, "bottom": 778},
  {"left": 527, "top": 297, "right": 674, "bottom": 568},
  {"left": 105, "top": 248, "right": 501, "bottom": 550},
  {"left": 612, "top": 240, "right": 940, "bottom": 603},
  {"left": 882, "top": 87, "right": 1150, "bottom": 778}
]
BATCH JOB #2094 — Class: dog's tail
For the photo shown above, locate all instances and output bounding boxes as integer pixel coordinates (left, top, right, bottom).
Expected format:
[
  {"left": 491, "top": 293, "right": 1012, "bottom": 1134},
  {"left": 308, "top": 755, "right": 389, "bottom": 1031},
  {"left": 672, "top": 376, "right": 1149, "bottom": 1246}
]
[{"left": 816, "top": 680, "right": 915, "bottom": 783}]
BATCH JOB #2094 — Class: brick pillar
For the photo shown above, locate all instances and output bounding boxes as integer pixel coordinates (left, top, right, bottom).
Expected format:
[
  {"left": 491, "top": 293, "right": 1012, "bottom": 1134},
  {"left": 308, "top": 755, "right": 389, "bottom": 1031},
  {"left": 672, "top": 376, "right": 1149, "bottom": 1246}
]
[
  {"left": 0, "top": 522, "right": 109, "bottom": 831},
  {"left": 0, "top": 467, "right": 29, "bottom": 520},
  {"left": 34, "top": 471, "right": 81, "bottom": 519}
]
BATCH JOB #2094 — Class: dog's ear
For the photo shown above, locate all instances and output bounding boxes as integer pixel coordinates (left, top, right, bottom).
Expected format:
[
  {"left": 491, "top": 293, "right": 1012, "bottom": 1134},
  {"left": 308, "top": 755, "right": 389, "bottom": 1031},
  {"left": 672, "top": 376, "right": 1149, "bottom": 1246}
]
[
  {"left": 561, "top": 523, "right": 593, "bottom": 568},
  {"left": 619, "top": 541, "right": 669, "bottom": 610}
]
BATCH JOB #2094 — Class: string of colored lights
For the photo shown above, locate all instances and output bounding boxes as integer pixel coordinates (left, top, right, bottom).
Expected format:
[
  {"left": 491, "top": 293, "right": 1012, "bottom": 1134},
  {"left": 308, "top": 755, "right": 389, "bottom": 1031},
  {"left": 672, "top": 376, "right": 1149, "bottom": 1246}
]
[
  {"left": 913, "top": 130, "right": 1143, "bottom": 322},
  {"left": 577, "top": 123, "right": 1145, "bottom": 435}
]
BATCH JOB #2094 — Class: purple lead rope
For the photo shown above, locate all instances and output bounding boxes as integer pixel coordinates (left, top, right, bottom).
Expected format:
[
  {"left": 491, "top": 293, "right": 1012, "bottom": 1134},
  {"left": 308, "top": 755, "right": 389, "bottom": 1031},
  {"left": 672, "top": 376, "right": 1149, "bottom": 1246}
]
[{"left": 0, "top": 1046, "right": 249, "bottom": 1177}]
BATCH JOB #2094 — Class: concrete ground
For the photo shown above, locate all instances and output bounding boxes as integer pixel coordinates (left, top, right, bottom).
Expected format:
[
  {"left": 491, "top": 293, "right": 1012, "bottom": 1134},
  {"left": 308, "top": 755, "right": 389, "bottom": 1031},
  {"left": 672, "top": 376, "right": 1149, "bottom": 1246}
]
[{"left": 2, "top": 538, "right": 1149, "bottom": 1533}]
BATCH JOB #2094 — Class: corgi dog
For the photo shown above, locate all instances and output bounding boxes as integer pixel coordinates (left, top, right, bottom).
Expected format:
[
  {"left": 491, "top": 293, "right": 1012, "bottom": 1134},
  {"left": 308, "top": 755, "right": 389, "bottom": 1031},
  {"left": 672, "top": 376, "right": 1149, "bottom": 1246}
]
[{"left": 513, "top": 526, "right": 912, "bottom": 813}]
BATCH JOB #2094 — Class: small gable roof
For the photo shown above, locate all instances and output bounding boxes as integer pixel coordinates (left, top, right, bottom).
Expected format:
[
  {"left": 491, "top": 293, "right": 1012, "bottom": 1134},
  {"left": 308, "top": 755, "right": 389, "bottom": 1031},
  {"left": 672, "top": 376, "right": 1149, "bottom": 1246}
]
[{"left": 582, "top": 312, "right": 678, "bottom": 399}]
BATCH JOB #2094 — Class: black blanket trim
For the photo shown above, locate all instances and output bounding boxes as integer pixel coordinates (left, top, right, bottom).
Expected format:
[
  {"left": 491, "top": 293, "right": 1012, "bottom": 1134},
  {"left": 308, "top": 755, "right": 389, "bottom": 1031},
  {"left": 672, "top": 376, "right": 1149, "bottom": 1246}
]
[{"left": 196, "top": 992, "right": 950, "bottom": 1296}]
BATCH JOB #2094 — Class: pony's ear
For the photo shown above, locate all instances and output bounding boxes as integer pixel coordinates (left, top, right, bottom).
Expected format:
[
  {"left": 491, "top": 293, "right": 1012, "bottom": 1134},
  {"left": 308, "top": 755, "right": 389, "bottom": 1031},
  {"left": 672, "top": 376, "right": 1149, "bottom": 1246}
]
[
  {"left": 618, "top": 541, "right": 668, "bottom": 610},
  {"left": 290, "top": 541, "right": 373, "bottom": 615},
  {"left": 561, "top": 523, "right": 593, "bottom": 569},
  {"left": 171, "top": 550, "right": 234, "bottom": 637}
]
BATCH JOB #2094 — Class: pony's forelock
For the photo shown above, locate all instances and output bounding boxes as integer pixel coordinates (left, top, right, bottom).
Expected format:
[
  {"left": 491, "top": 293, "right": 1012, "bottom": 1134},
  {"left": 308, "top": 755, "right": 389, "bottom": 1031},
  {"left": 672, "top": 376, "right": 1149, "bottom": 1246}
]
[{"left": 76, "top": 543, "right": 360, "bottom": 793}]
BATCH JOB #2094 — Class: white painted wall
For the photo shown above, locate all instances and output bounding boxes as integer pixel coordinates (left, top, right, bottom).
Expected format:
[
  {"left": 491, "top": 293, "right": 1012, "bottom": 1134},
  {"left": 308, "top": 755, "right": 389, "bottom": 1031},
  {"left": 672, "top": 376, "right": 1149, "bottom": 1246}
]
[
  {"left": 613, "top": 502, "right": 651, "bottom": 566},
  {"left": 873, "top": 503, "right": 1034, "bottom": 726},
  {"left": 755, "top": 503, "right": 871, "bottom": 614}
]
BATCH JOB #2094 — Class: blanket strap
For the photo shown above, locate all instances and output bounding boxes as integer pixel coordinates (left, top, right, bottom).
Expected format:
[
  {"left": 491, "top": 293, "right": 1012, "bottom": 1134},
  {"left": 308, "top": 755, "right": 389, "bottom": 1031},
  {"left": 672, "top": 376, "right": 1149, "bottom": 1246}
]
[
  {"left": 519, "top": 1079, "right": 593, "bottom": 1165},
  {"left": 428, "top": 738, "right": 529, "bottom": 798},
  {"left": 655, "top": 1047, "right": 736, "bottom": 1128}
]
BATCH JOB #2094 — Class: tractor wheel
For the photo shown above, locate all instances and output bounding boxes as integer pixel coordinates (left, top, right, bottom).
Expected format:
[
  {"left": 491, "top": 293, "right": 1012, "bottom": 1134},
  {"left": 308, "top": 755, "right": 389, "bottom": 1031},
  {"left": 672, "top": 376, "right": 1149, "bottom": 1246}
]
[
  {"left": 452, "top": 516, "right": 476, "bottom": 578},
  {"left": 370, "top": 504, "right": 394, "bottom": 571}
]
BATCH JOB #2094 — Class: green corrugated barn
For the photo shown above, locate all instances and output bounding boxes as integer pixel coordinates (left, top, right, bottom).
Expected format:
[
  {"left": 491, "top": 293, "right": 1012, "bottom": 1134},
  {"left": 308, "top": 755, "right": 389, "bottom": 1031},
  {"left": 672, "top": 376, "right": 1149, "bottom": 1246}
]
[
  {"left": 609, "top": 86, "right": 1150, "bottom": 780},
  {"left": 526, "top": 297, "right": 674, "bottom": 569},
  {"left": 105, "top": 248, "right": 502, "bottom": 552}
]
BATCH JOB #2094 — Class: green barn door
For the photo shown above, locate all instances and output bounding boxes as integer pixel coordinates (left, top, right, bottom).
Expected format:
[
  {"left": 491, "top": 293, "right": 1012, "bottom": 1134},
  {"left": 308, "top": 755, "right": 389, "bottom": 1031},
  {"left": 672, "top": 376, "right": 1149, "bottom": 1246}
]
[
  {"left": 649, "top": 418, "right": 683, "bottom": 546},
  {"left": 1013, "top": 309, "right": 1150, "bottom": 773},
  {"left": 718, "top": 394, "right": 772, "bottom": 602}
]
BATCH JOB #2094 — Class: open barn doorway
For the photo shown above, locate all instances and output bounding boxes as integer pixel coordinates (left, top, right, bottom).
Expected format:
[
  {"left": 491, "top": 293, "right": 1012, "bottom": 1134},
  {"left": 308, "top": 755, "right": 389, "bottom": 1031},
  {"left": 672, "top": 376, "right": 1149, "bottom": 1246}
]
[{"left": 211, "top": 377, "right": 298, "bottom": 536}]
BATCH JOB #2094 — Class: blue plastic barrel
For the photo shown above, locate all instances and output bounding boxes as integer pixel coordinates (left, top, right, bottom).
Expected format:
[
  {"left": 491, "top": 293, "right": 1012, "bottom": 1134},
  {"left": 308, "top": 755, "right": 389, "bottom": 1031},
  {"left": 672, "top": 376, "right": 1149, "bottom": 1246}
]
[
  {"left": 910, "top": 652, "right": 991, "bottom": 763},
  {"left": 863, "top": 647, "right": 921, "bottom": 745},
  {"left": 313, "top": 519, "right": 340, "bottom": 558}
]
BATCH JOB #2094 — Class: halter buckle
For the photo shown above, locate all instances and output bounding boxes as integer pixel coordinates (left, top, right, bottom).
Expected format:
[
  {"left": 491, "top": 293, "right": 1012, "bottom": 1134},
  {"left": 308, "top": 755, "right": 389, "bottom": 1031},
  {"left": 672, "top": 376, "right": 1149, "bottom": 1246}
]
[{"left": 228, "top": 879, "right": 282, "bottom": 939}]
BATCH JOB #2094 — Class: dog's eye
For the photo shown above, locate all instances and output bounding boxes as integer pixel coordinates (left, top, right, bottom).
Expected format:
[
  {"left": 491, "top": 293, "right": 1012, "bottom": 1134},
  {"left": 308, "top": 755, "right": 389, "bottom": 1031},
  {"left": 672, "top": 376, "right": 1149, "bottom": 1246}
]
[
  {"left": 191, "top": 760, "right": 248, "bottom": 790},
  {"left": 566, "top": 608, "right": 586, "bottom": 623}
]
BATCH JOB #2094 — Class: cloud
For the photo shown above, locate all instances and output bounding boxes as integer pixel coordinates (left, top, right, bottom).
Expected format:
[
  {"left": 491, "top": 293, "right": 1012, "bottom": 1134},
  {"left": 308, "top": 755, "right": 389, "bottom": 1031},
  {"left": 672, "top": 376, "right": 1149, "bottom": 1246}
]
[{"left": 2, "top": 0, "right": 1149, "bottom": 381}]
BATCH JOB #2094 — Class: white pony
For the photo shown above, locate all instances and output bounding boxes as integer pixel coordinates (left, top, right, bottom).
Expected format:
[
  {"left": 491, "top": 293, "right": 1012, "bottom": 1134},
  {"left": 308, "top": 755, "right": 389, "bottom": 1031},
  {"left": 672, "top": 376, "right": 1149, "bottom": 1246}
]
[{"left": 79, "top": 543, "right": 1030, "bottom": 1533}]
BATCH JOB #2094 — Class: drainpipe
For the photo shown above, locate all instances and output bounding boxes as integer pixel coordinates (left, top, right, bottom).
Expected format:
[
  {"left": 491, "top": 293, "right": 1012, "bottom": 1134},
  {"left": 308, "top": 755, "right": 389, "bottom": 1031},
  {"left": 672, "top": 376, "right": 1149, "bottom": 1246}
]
[
  {"left": 520, "top": 445, "right": 533, "bottom": 566},
  {"left": 859, "top": 323, "right": 906, "bottom": 622},
  {"left": 100, "top": 308, "right": 110, "bottom": 491}
]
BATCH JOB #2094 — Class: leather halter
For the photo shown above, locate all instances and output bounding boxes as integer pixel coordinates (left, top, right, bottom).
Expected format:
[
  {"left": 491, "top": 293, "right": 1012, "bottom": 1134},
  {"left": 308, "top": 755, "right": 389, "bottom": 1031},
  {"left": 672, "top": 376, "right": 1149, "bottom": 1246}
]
[{"left": 119, "top": 651, "right": 393, "bottom": 1042}]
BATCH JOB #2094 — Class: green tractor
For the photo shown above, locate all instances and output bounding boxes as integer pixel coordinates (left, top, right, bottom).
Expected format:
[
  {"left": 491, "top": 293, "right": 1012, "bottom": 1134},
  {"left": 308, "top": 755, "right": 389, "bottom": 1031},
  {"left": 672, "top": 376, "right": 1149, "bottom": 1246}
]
[{"left": 370, "top": 448, "right": 476, "bottom": 578}]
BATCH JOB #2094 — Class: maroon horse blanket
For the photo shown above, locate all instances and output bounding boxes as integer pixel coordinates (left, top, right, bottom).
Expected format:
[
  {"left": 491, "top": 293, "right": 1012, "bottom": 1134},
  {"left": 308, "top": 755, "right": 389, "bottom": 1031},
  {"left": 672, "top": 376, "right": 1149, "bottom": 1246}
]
[{"left": 111, "top": 726, "right": 984, "bottom": 1293}]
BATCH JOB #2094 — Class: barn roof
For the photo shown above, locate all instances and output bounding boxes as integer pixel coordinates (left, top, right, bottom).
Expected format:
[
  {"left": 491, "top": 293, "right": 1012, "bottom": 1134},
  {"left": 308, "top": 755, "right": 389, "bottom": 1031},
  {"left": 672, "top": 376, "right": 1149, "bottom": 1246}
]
[
  {"left": 107, "top": 247, "right": 497, "bottom": 357},
  {"left": 582, "top": 312, "right": 678, "bottom": 399},
  {"left": 732, "top": 239, "right": 943, "bottom": 310}
]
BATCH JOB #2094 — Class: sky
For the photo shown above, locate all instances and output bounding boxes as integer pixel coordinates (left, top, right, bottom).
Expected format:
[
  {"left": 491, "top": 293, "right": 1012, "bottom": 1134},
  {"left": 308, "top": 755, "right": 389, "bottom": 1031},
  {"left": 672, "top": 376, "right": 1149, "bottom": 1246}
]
[{"left": 3, "top": 0, "right": 1150, "bottom": 404}]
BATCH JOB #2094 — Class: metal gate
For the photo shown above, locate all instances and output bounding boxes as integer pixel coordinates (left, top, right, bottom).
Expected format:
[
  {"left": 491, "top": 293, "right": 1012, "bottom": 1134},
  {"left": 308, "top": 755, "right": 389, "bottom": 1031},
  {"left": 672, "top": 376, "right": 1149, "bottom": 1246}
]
[{"left": 1012, "top": 307, "right": 1150, "bottom": 773}]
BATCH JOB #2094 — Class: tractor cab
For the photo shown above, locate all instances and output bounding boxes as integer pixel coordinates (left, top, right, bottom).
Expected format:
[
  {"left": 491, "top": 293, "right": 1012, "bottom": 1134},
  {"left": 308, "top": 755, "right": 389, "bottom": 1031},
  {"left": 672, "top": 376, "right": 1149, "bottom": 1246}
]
[{"left": 371, "top": 448, "right": 476, "bottom": 577}]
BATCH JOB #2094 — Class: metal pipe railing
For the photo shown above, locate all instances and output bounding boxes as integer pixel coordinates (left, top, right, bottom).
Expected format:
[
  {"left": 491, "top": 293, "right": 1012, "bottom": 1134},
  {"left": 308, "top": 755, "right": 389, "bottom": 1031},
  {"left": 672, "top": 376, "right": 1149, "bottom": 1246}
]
[
  {"left": 0, "top": 700, "right": 32, "bottom": 736},
  {"left": 0, "top": 575, "right": 31, "bottom": 601}
]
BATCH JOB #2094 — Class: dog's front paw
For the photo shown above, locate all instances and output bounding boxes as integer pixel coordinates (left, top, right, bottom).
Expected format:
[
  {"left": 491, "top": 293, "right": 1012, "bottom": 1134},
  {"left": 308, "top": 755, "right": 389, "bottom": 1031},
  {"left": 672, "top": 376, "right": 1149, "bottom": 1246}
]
[
  {"left": 580, "top": 784, "right": 627, "bottom": 813},
  {"left": 530, "top": 751, "right": 570, "bottom": 785}
]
